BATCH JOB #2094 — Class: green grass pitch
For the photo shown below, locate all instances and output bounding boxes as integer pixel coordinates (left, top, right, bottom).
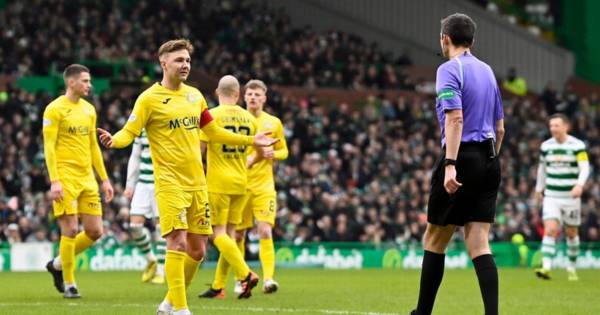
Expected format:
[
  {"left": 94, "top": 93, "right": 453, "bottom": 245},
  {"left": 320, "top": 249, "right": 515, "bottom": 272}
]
[{"left": 0, "top": 268, "right": 598, "bottom": 314}]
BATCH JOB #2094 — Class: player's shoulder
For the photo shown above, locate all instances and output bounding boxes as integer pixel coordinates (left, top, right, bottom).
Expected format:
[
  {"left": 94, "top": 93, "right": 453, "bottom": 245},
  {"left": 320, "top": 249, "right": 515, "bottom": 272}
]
[
  {"left": 136, "top": 83, "right": 160, "bottom": 101},
  {"left": 540, "top": 138, "right": 556, "bottom": 149},
  {"left": 567, "top": 135, "right": 586, "bottom": 148}
]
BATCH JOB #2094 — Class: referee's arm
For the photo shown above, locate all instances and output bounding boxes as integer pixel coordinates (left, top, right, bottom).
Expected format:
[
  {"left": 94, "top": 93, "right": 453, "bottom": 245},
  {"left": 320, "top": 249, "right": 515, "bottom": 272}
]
[
  {"left": 444, "top": 109, "right": 463, "bottom": 194},
  {"left": 495, "top": 119, "right": 505, "bottom": 153}
]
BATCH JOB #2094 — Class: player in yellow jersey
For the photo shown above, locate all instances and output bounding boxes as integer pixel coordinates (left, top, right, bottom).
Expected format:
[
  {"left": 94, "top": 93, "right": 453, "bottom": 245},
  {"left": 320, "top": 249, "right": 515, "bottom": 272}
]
[
  {"left": 204, "top": 79, "right": 288, "bottom": 296},
  {"left": 43, "top": 64, "right": 114, "bottom": 299},
  {"left": 96, "top": 39, "right": 277, "bottom": 315},
  {"left": 198, "top": 75, "right": 260, "bottom": 299}
]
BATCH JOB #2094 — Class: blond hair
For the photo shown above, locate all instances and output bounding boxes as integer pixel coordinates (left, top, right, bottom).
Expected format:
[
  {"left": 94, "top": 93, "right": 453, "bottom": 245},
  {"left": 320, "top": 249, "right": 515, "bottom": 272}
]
[
  {"left": 158, "top": 39, "right": 194, "bottom": 59},
  {"left": 244, "top": 79, "right": 268, "bottom": 93}
]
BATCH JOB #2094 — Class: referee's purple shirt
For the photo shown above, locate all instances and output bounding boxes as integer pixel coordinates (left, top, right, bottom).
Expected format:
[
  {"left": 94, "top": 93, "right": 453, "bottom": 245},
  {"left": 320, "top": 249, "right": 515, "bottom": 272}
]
[{"left": 435, "top": 51, "right": 504, "bottom": 146}]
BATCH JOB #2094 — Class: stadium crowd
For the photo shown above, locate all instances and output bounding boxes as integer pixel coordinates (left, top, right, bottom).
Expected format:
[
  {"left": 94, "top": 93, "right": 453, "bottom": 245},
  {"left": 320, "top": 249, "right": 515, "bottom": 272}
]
[
  {"left": 1, "top": 0, "right": 599, "bottom": 247},
  {"left": 1, "top": 82, "right": 599, "bottom": 246},
  {"left": 0, "top": 0, "right": 412, "bottom": 89}
]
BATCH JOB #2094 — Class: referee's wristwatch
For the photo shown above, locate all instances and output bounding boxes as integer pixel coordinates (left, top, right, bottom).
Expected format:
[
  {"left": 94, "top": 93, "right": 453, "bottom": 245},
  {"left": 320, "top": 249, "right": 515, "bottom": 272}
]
[{"left": 444, "top": 158, "right": 457, "bottom": 167}]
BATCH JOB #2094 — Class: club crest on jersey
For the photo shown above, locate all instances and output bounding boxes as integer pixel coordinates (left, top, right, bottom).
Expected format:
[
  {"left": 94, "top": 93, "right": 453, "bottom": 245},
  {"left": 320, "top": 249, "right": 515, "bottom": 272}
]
[
  {"left": 263, "top": 122, "right": 273, "bottom": 130},
  {"left": 186, "top": 92, "right": 200, "bottom": 103}
]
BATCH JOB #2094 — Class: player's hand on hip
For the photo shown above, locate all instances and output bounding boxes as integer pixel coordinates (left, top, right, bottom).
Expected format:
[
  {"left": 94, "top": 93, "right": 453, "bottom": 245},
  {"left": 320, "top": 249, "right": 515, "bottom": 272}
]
[
  {"left": 570, "top": 184, "right": 583, "bottom": 198},
  {"left": 444, "top": 165, "right": 462, "bottom": 194},
  {"left": 102, "top": 179, "right": 114, "bottom": 202},
  {"left": 123, "top": 187, "right": 134, "bottom": 200},
  {"left": 50, "top": 181, "right": 64, "bottom": 202},
  {"left": 97, "top": 128, "right": 114, "bottom": 148},
  {"left": 253, "top": 131, "right": 279, "bottom": 147}
]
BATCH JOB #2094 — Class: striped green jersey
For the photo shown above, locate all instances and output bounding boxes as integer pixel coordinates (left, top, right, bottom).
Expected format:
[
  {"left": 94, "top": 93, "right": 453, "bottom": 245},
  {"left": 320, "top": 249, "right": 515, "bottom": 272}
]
[
  {"left": 538, "top": 136, "right": 587, "bottom": 198},
  {"left": 136, "top": 130, "right": 154, "bottom": 184}
]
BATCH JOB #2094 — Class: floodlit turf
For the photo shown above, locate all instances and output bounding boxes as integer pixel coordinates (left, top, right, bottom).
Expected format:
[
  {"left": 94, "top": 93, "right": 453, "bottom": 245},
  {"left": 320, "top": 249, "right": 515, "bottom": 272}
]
[{"left": 0, "top": 268, "right": 598, "bottom": 315}]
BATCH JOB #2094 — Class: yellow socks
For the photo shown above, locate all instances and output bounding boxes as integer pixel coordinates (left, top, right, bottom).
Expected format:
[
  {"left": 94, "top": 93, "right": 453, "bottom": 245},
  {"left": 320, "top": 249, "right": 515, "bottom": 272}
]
[
  {"left": 214, "top": 234, "right": 250, "bottom": 279},
  {"left": 183, "top": 253, "right": 201, "bottom": 288},
  {"left": 165, "top": 250, "right": 187, "bottom": 310},
  {"left": 212, "top": 255, "right": 230, "bottom": 289},
  {"left": 259, "top": 238, "right": 275, "bottom": 280},
  {"left": 59, "top": 236, "right": 76, "bottom": 284},
  {"left": 74, "top": 231, "right": 95, "bottom": 254},
  {"left": 237, "top": 237, "right": 246, "bottom": 257}
]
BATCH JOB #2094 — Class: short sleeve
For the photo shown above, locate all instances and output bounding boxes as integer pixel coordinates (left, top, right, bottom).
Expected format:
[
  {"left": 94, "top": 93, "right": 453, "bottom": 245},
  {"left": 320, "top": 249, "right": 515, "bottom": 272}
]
[
  {"left": 436, "top": 61, "right": 462, "bottom": 111},
  {"left": 495, "top": 86, "right": 504, "bottom": 121},
  {"left": 123, "top": 94, "right": 150, "bottom": 137}
]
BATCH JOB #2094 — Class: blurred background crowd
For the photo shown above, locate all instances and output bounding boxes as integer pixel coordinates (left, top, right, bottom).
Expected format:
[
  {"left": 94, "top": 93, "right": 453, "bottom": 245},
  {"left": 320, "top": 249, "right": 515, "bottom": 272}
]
[{"left": 1, "top": 0, "right": 599, "bottom": 247}]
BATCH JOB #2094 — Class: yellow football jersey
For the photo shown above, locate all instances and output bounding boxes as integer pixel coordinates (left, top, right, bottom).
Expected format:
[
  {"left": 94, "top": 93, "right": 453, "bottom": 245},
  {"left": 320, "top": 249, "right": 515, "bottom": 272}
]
[
  {"left": 247, "top": 111, "right": 288, "bottom": 193},
  {"left": 42, "top": 95, "right": 107, "bottom": 181},
  {"left": 121, "top": 83, "right": 211, "bottom": 192},
  {"left": 200, "top": 104, "right": 257, "bottom": 194}
]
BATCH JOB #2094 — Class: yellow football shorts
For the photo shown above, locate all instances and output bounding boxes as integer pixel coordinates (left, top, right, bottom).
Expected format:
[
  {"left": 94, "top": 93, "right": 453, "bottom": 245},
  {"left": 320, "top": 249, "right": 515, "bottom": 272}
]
[
  {"left": 156, "top": 189, "right": 213, "bottom": 237},
  {"left": 238, "top": 190, "right": 277, "bottom": 230},
  {"left": 208, "top": 192, "right": 247, "bottom": 226},
  {"left": 53, "top": 178, "right": 102, "bottom": 217}
]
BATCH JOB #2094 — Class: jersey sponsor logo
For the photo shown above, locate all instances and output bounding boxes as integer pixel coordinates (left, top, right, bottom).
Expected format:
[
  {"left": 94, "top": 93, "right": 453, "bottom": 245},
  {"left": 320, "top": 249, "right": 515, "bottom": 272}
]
[
  {"left": 128, "top": 114, "right": 137, "bottom": 122},
  {"left": 437, "top": 88, "right": 455, "bottom": 100},
  {"left": 169, "top": 116, "right": 200, "bottom": 130},
  {"left": 67, "top": 125, "right": 90, "bottom": 136},
  {"left": 43, "top": 118, "right": 52, "bottom": 126}
]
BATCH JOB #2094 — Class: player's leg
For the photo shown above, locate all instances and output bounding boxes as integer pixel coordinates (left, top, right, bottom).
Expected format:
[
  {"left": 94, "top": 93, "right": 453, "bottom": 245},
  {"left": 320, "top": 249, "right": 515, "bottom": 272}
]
[
  {"left": 537, "top": 197, "right": 561, "bottom": 279},
  {"left": 153, "top": 220, "right": 167, "bottom": 283},
  {"left": 129, "top": 183, "right": 160, "bottom": 282},
  {"left": 465, "top": 222, "right": 497, "bottom": 315},
  {"left": 130, "top": 215, "right": 157, "bottom": 282},
  {"left": 210, "top": 193, "right": 257, "bottom": 298},
  {"left": 46, "top": 182, "right": 80, "bottom": 297},
  {"left": 160, "top": 229, "right": 189, "bottom": 315},
  {"left": 414, "top": 223, "right": 455, "bottom": 315},
  {"left": 564, "top": 198, "right": 581, "bottom": 281},
  {"left": 565, "top": 226, "right": 580, "bottom": 280},
  {"left": 155, "top": 190, "right": 192, "bottom": 315},
  {"left": 253, "top": 192, "right": 278, "bottom": 293},
  {"left": 57, "top": 214, "right": 80, "bottom": 298}
]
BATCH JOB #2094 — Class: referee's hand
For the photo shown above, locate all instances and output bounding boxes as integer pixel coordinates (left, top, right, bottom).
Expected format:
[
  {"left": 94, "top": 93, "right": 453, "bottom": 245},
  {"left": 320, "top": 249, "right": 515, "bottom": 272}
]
[{"left": 444, "top": 165, "right": 462, "bottom": 194}]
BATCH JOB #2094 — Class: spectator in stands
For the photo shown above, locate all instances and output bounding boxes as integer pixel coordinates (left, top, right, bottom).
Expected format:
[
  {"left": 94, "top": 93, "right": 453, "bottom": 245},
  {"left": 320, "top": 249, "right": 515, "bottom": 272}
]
[{"left": 503, "top": 67, "right": 528, "bottom": 96}]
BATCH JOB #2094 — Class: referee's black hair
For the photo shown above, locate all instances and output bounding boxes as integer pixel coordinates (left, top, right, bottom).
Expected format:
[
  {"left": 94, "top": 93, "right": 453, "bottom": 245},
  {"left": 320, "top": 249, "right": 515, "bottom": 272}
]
[{"left": 441, "top": 13, "right": 476, "bottom": 48}]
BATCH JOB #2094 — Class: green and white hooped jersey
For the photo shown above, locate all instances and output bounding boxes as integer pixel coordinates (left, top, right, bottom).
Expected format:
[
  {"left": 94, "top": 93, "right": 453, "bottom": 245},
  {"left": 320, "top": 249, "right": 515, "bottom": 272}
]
[
  {"left": 137, "top": 130, "right": 154, "bottom": 184},
  {"left": 538, "top": 136, "right": 588, "bottom": 198}
]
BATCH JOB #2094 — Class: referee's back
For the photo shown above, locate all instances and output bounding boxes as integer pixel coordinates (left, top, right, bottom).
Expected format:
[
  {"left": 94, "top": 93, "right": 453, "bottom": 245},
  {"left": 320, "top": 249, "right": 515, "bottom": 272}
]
[{"left": 435, "top": 52, "right": 503, "bottom": 146}]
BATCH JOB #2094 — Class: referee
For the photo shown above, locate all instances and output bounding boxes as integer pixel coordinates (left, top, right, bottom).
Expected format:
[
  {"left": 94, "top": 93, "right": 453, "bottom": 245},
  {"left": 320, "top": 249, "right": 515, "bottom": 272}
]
[{"left": 411, "top": 13, "right": 505, "bottom": 315}]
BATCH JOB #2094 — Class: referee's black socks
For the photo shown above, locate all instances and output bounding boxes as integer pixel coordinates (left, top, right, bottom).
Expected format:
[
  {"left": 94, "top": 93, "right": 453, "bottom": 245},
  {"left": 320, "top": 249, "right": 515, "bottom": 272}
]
[
  {"left": 473, "top": 254, "right": 498, "bottom": 315},
  {"left": 416, "top": 250, "right": 445, "bottom": 315}
]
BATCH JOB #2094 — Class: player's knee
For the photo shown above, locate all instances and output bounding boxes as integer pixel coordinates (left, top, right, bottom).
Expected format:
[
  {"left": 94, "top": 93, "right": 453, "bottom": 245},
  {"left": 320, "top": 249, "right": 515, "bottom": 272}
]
[
  {"left": 86, "top": 227, "right": 103, "bottom": 241},
  {"left": 566, "top": 228, "right": 579, "bottom": 239},
  {"left": 62, "top": 227, "right": 78, "bottom": 238},
  {"left": 258, "top": 224, "right": 272, "bottom": 239},
  {"left": 187, "top": 247, "right": 206, "bottom": 261},
  {"left": 129, "top": 223, "right": 144, "bottom": 236},
  {"left": 235, "top": 230, "right": 246, "bottom": 243}
]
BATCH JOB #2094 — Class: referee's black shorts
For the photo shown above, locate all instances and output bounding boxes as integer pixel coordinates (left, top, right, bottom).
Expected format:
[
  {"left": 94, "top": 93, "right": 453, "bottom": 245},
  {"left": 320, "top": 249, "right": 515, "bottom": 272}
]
[{"left": 427, "top": 141, "right": 501, "bottom": 226}]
